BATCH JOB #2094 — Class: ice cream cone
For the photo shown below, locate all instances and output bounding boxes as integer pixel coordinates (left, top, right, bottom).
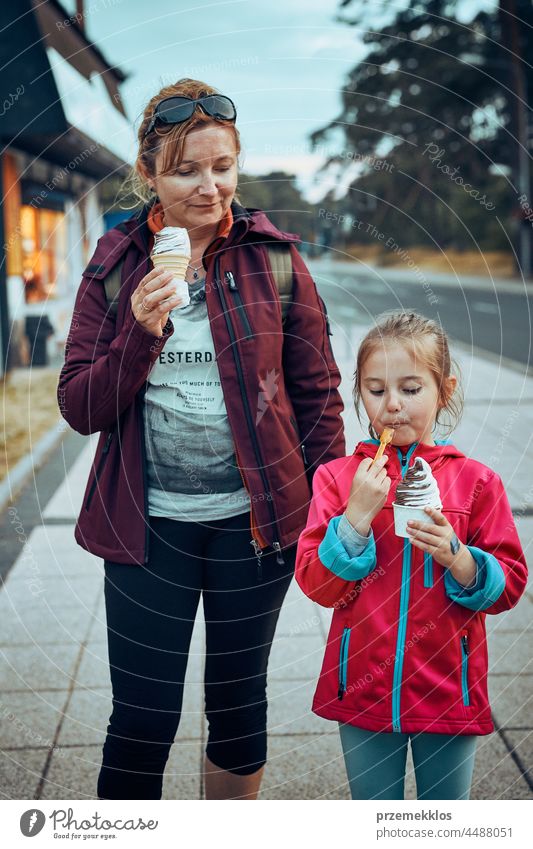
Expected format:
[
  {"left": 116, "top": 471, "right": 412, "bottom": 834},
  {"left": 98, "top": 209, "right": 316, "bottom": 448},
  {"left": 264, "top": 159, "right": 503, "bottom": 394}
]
[{"left": 150, "top": 252, "right": 190, "bottom": 307}]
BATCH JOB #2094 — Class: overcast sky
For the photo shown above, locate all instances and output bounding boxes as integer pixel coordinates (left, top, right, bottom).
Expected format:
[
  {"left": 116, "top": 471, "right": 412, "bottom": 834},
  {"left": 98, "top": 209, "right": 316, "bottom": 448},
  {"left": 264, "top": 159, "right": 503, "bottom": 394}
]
[{"left": 62, "top": 0, "right": 491, "bottom": 199}]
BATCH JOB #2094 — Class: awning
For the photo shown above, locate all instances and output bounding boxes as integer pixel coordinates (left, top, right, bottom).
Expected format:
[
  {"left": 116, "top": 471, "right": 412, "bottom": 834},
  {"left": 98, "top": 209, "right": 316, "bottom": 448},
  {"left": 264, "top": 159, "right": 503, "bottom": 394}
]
[{"left": 46, "top": 46, "right": 136, "bottom": 166}]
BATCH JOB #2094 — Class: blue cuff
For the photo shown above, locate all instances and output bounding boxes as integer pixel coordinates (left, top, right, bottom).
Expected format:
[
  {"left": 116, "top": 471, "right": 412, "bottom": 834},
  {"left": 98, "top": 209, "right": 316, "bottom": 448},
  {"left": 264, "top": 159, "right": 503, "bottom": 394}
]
[
  {"left": 444, "top": 546, "right": 506, "bottom": 611},
  {"left": 337, "top": 513, "right": 372, "bottom": 558},
  {"left": 318, "top": 515, "right": 377, "bottom": 580}
]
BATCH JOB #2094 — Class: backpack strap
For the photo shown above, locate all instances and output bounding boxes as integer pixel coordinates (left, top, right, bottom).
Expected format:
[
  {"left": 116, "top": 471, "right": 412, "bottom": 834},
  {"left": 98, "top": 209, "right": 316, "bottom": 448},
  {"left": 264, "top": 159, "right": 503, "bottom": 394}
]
[
  {"left": 103, "top": 245, "right": 294, "bottom": 322},
  {"left": 103, "top": 259, "right": 124, "bottom": 318},
  {"left": 265, "top": 243, "right": 293, "bottom": 323}
]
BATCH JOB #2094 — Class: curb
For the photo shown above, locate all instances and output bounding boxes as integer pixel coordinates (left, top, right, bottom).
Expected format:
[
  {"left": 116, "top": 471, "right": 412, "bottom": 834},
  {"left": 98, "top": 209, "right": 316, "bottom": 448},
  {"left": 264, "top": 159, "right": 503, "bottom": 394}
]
[
  {"left": 317, "top": 258, "right": 533, "bottom": 295},
  {"left": 0, "top": 418, "right": 69, "bottom": 516},
  {"left": 450, "top": 337, "right": 533, "bottom": 379}
]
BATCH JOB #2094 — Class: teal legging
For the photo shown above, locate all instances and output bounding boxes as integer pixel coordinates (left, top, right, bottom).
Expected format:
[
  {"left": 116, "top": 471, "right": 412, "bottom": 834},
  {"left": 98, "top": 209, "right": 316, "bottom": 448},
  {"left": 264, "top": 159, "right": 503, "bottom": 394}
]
[{"left": 339, "top": 723, "right": 477, "bottom": 800}]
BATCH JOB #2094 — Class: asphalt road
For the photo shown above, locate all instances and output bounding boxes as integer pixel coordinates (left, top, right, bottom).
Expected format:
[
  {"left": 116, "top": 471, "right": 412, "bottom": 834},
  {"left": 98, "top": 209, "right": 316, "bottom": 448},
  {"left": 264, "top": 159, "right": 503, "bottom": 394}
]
[{"left": 310, "top": 261, "right": 533, "bottom": 371}]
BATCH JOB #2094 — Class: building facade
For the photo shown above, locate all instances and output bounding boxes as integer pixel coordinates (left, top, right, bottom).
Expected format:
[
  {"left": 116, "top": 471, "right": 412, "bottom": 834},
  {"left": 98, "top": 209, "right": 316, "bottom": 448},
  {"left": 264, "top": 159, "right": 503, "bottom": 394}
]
[{"left": 0, "top": 0, "right": 135, "bottom": 373}]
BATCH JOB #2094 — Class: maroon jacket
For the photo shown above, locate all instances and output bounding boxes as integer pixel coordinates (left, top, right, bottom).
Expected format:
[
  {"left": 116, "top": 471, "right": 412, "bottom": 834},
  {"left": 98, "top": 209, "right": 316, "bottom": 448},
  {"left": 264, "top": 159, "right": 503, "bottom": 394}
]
[{"left": 57, "top": 201, "right": 346, "bottom": 565}]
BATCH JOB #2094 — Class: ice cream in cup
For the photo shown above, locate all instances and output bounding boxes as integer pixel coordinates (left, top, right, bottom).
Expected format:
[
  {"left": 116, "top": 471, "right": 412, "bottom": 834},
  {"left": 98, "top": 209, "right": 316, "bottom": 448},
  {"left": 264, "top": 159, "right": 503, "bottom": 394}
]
[
  {"left": 393, "top": 457, "right": 443, "bottom": 537},
  {"left": 150, "top": 226, "right": 191, "bottom": 308}
]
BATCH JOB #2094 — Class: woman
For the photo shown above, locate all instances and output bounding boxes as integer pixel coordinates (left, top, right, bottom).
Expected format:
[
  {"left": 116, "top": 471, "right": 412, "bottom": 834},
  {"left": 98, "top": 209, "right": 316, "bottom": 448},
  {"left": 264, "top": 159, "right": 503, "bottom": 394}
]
[{"left": 58, "top": 78, "right": 345, "bottom": 800}]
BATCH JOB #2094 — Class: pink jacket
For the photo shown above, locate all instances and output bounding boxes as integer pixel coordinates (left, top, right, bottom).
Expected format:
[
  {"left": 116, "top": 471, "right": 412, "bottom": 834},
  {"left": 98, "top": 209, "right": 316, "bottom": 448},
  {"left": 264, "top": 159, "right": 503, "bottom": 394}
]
[{"left": 296, "top": 439, "right": 527, "bottom": 735}]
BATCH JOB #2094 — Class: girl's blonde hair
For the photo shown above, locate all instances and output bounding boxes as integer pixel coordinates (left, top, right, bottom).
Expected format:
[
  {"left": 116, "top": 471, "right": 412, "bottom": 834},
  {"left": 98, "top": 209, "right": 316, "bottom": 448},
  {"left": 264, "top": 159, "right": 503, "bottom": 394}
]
[
  {"left": 120, "top": 78, "right": 242, "bottom": 208},
  {"left": 353, "top": 311, "right": 464, "bottom": 439}
]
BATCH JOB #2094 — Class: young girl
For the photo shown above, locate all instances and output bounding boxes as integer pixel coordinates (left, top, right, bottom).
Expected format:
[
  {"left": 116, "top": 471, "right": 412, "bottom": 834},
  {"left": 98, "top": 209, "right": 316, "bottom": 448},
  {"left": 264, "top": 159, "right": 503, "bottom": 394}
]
[{"left": 296, "top": 311, "right": 527, "bottom": 800}]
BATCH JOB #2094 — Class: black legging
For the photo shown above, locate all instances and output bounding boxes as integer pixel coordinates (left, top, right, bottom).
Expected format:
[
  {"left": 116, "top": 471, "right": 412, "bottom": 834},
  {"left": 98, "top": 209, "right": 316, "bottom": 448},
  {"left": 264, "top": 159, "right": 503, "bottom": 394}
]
[{"left": 97, "top": 510, "right": 295, "bottom": 799}]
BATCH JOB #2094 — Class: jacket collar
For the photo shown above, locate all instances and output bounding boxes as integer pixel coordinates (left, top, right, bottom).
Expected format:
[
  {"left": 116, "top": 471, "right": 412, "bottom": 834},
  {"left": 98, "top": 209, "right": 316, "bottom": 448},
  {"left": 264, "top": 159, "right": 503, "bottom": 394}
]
[
  {"left": 354, "top": 438, "right": 466, "bottom": 471},
  {"left": 123, "top": 197, "right": 299, "bottom": 255}
]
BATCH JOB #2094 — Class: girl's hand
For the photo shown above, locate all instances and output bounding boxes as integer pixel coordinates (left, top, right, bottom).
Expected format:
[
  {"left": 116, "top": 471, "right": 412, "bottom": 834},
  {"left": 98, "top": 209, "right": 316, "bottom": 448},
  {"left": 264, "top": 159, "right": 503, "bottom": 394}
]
[
  {"left": 406, "top": 507, "right": 477, "bottom": 587},
  {"left": 345, "top": 455, "right": 391, "bottom": 536},
  {"left": 131, "top": 267, "right": 183, "bottom": 337}
]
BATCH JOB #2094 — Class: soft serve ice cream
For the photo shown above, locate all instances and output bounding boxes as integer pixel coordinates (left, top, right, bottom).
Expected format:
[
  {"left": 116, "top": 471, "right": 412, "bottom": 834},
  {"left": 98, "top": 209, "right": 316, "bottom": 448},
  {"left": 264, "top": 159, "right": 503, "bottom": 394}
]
[
  {"left": 393, "top": 457, "right": 443, "bottom": 537},
  {"left": 151, "top": 226, "right": 191, "bottom": 256},
  {"left": 151, "top": 226, "right": 191, "bottom": 308}
]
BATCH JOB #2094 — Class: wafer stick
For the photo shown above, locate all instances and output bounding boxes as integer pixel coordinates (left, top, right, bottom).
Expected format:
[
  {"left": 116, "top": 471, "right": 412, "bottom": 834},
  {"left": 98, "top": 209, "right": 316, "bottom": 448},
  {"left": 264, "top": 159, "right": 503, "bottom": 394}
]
[{"left": 371, "top": 426, "right": 394, "bottom": 466}]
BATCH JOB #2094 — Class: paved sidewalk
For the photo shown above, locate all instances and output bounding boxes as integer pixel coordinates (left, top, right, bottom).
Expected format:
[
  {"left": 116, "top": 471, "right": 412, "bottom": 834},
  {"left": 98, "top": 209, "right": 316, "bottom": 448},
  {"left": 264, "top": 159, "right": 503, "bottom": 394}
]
[{"left": 0, "top": 318, "right": 532, "bottom": 800}]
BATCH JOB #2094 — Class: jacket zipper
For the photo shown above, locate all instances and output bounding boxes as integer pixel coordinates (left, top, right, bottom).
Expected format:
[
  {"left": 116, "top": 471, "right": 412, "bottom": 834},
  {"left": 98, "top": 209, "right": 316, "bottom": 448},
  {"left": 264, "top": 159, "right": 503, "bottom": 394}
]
[
  {"left": 289, "top": 414, "right": 308, "bottom": 467},
  {"left": 338, "top": 625, "right": 351, "bottom": 700},
  {"left": 84, "top": 430, "right": 114, "bottom": 510},
  {"left": 461, "top": 630, "right": 470, "bottom": 706},
  {"left": 317, "top": 294, "right": 334, "bottom": 360},
  {"left": 251, "top": 538, "right": 264, "bottom": 582},
  {"left": 138, "top": 383, "right": 151, "bottom": 564},
  {"left": 215, "top": 255, "right": 285, "bottom": 567},
  {"left": 233, "top": 441, "right": 268, "bottom": 581},
  {"left": 423, "top": 552, "right": 433, "bottom": 588},
  {"left": 225, "top": 271, "right": 254, "bottom": 339},
  {"left": 391, "top": 442, "right": 418, "bottom": 732}
]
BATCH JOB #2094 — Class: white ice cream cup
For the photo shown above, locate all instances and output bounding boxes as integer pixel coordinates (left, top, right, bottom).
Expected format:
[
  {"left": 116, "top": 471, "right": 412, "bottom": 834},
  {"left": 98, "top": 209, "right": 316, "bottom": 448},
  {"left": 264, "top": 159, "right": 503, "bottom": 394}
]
[{"left": 393, "top": 502, "right": 439, "bottom": 537}]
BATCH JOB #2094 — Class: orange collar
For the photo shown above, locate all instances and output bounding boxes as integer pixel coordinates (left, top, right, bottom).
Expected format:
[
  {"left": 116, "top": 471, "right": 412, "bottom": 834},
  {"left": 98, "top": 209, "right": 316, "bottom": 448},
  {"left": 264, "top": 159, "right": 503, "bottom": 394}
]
[{"left": 147, "top": 200, "right": 233, "bottom": 240}]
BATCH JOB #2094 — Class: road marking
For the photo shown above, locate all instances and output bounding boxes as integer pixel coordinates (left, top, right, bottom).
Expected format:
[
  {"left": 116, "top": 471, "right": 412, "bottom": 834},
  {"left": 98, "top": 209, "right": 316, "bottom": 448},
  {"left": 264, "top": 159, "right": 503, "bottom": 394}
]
[{"left": 472, "top": 301, "right": 499, "bottom": 314}]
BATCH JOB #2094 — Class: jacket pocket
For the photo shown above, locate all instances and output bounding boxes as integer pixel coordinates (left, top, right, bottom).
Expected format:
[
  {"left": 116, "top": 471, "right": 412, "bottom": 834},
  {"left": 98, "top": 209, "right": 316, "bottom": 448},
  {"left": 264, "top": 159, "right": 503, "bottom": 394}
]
[
  {"left": 225, "top": 272, "right": 254, "bottom": 339},
  {"left": 289, "top": 414, "right": 308, "bottom": 467},
  {"left": 423, "top": 552, "right": 433, "bottom": 588},
  {"left": 85, "top": 430, "right": 114, "bottom": 510},
  {"left": 338, "top": 626, "right": 351, "bottom": 700},
  {"left": 318, "top": 294, "right": 334, "bottom": 360},
  {"left": 460, "top": 629, "right": 470, "bottom": 706}
]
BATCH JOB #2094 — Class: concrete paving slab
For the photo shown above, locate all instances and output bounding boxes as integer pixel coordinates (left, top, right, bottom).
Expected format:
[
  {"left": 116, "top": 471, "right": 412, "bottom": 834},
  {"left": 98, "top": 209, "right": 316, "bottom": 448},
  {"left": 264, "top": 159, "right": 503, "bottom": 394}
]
[
  {"left": 403, "top": 750, "right": 417, "bottom": 799},
  {"left": 0, "top": 575, "right": 101, "bottom": 612},
  {"left": 39, "top": 739, "right": 203, "bottom": 800},
  {"left": 0, "top": 689, "right": 66, "bottom": 749},
  {"left": 470, "top": 731, "right": 532, "bottom": 800},
  {"left": 313, "top": 604, "right": 334, "bottom": 635},
  {"left": 486, "top": 597, "right": 533, "bottom": 634},
  {"left": 272, "top": 591, "right": 324, "bottom": 638},
  {"left": 268, "top": 634, "right": 327, "bottom": 681},
  {"left": 163, "top": 741, "right": 202, "bottom": 800},
  {"left": 502, "top": 729, "right": 533, "bottom": 789},
  {"left": 259, "top": 733, "right": 350, "bottom": 800},
  {"left": 266, "top": 679, "right": 334, "bottom": 736},
  {"left": 42, "top": 435, "right": 98, "bottom": 520},
  {"left": 86, "top": 615, "right": 109, "bottom": 644},
  {"left": 57, "top": 682, "right": 204, "bottom": 747},
  {"left": 514, "top": 519, "right": 533, "bottom": 580},
  {"left": 5, "top": 525, "right": 103, "bottom": 581},
  {"left": 488, "top": 675, "right": 533, "bottom": 729},
  {"left": 451, "top": 349, "right": 533, "bottom": 401},
  {"left": 0, "top": 642, "right": 81, "bottom": 692},
  {"left": 0, "top": 602, "right": 97, "bottom": 647},
  {"left": 40, "top": 744, "right": 102, "bottom": 800},
  {"left": 487, "top": 630, "right": 533, "bottom": 675},
  {"left": 0, "top": 748, "right": 49, "bottom": 800}
]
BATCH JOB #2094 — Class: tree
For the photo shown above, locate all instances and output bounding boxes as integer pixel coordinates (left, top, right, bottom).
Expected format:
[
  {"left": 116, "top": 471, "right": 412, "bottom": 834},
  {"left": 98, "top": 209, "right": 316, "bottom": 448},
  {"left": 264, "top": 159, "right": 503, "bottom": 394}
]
[
  {"left": 237, "top": 171, "right": 317, "bottom": 244},
  {"left": 310, "top": 0, "right": 532, "bottom": 262}
]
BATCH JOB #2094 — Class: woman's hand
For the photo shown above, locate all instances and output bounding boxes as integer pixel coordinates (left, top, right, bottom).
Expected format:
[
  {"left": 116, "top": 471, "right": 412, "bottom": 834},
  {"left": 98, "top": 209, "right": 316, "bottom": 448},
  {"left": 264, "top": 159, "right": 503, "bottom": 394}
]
[
  {"left": 131, "top": 267, "right": 183, "bottom": 337},
  {"left": 406, "top": 507, "right": 477, "bottom": 587},
  {"left": 345, "top": 455, "right": 391, "bottom": 536}
]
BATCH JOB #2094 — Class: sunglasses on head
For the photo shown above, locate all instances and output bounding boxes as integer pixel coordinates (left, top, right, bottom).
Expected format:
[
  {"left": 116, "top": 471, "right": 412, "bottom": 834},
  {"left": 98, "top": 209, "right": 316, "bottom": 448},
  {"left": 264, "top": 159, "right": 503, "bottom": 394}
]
[{"left": 143, "top": 94, "right": 237, "bottom": 139}]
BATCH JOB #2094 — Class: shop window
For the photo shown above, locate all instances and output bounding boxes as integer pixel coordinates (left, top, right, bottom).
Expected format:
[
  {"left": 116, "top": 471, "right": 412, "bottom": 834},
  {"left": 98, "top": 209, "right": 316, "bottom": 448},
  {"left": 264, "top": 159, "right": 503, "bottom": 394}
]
[{"left": 20, "top": 205, "right": 67, "bottom": 303}]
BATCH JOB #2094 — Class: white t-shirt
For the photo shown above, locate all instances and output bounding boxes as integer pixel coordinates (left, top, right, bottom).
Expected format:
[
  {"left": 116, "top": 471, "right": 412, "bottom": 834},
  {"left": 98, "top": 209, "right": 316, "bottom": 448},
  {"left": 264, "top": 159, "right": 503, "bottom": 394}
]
[{"left": 143, "top": 276, "right": 250, "bottom": 522}]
